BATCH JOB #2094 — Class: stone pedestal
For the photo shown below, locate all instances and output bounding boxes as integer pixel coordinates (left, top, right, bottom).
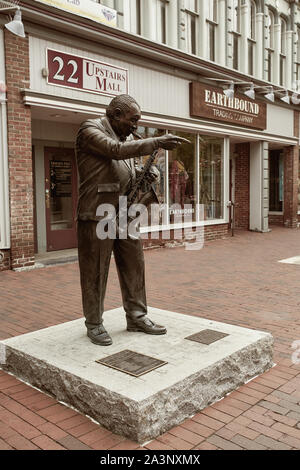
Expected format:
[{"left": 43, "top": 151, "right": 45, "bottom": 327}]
[{"left": 0, "top": 307, "right": 273, "bottom": 444}]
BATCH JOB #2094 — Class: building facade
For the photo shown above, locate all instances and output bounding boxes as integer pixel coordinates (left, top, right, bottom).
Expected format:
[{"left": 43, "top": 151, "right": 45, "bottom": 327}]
[{"left": 0, "top": 0, "right": 300, "bottom": 271}]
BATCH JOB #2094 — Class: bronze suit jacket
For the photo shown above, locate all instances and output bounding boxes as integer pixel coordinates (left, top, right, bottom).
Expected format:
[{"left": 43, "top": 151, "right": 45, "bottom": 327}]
[{"left": 75, "top": 117, "right": 159, "bottom": 221}]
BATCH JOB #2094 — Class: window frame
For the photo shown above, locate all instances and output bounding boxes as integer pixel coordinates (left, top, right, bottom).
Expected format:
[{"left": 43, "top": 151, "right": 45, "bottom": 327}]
[
  {"left": 280, "top": 17, "right": 287, "bottom": 56},
  {"left": 267, "top": 9, "right": 275, "bottom": 51},
  {"left": 249, "top": 0, "right": 256, "bottom": 41},
  {"left": 232, "top": 0, "right": 241, "bottom": 34},
  {"left": 157, "top": 0, "right": 169, "bottom": 45},
  {"left": 135, "top": 126, "right": 228, "bottom": 234},
  {"left": 185, "top": 8, "right": 199, "bottom": 55}
]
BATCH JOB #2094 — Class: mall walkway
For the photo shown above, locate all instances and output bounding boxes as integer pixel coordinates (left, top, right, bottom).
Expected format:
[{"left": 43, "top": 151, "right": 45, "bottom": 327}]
[{"left": 0, "top": 226, "right": 300, "bottom": 450}]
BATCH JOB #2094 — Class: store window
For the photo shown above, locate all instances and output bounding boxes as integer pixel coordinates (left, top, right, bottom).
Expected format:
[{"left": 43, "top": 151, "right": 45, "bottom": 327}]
[
  {"left": 132, "top": 127, "right": 225, "bottom": 229},
  {"left": 269, "top": 150, "right": 284, "bottom": 212},
  {"left": 199, "top": 136, "right": 224, "bottom": 220},
  {"left": 168, "top": 132, "right": 197, "bottom": 221},
  {"left": 134, "top": 127, "right": 166, "bottom": 228}
]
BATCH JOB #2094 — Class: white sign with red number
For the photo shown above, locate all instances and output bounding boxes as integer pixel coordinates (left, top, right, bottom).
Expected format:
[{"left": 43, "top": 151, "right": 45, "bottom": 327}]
[{"left": 47, "top": 49, "right": 129, "bottom": 97}]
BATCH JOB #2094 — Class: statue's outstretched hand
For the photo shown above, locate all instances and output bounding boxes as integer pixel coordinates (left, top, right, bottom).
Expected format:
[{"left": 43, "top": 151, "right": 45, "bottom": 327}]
[{"left": 157, "top": 134, "right": 191, "bottom": 150}]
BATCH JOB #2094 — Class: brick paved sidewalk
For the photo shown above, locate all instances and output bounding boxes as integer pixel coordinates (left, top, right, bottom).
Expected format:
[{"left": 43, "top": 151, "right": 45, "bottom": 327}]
[{"left": 0, "top": 226, "right": 300, "bottom": 450}]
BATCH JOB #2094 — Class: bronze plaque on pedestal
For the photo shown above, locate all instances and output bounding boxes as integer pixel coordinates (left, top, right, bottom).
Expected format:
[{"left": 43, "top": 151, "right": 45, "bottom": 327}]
[
  {"left": 185, "top": 329, "right": 229, "bottom": 345},
  {"left": 96, "top": 350, "right": 168, "bottom": 377}
]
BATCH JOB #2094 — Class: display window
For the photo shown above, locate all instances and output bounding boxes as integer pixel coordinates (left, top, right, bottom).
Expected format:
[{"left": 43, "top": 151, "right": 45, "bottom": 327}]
[
  {"left": 168, "top": 131, "right": 197, "bottom": 222},
  {"left": 133, "top": 126, "right": 225, "bottom": 230},
  {"left": 199, "top": 136, "right": 224, "bottom": 220}
]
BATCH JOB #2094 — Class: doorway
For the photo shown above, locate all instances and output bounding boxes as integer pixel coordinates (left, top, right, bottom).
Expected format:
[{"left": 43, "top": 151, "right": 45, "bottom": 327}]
[
  {"left": 269, "top": 149, "right": 284, "bottom": 212},
  {"left": 44, "top": 147, "right": 78, "bottom": 251}
]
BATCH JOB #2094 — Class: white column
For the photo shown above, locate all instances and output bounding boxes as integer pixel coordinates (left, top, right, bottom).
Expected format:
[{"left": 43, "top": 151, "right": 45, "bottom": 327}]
[
  {"left": 216, "top": 0, "right": 226, "bottom": 66},
  {"left": 142, "top": 0, "right": 157, "bottom": 41},
  {"left": 122, "top": 0, "right": 131, "bottom": 32},
  {"left": 0, "top": 28, "right": 10, "bottom": 249},
  {"left": 240, "top": 2, "right": 249, "bottom": 74},
  {"left": 178, "top": 0, "right": 186, "bottom": 52},
  {"left": 167, "top": 0, "right": 178, "bottom": 49},
  {"left": 263, "top": 4, "right": 269, "bottom": 81},
  {"left": 226, "top": 0, "right": 234, "bottom": 69},
  {"left": 224, "top": 136, "right": 230, "bottom": 224},
  {"left": 249, "top": 141, "right": 269, "bottom": 233},
  {"left": 198, "top": 0, "right": 207, "bottom": 58},
  {"left": 255, "top": 12, "right": 264, "bottom": 80}
]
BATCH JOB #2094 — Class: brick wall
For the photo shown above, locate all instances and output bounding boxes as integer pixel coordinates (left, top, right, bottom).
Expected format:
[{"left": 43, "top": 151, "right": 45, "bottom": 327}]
[
  {"left": 4, "top": 30, "right": 34, "bottom": 270},
  {"left": 234, "top": 143, "right": 250, "bottom": 230},
  {"left": 283, "top": 145, "right": 299, "bottom": 229},
  {"left": 0, "top": 249, "right": 11, "bottom": 271},
  {"left": 142, "top": 223, "right": 229, "bottom": 250},
  {"left": 269, "top": 214, "right": 284, "bottom": 226}
]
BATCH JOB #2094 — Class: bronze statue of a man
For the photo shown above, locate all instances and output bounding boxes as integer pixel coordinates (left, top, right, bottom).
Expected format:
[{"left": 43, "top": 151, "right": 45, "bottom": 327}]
[{"left": 75, "top": 94, "right": 187, "bottom": 346}]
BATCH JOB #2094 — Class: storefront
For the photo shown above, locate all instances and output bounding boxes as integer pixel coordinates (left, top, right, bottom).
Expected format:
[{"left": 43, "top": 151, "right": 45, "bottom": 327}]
[
  {"left": 0, "top": 4, "right": 299, "bottom": 271},
  {"left": 26, "top": 38, "right": 235, "bottom": 255}
]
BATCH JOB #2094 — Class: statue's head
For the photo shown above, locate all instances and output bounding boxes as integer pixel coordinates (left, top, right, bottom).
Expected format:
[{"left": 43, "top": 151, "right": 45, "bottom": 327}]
[{"left": 106, "top": 94, "right": 141, "bottom": 141}]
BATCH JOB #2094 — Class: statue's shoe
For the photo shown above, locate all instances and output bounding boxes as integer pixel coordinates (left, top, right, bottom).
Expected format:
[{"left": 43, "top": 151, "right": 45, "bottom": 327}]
[
  {"left": 126, "top": 316, "right": 167, "bottom": 335},
  {"left": 87, "top": 325, "right": 113, "bottom": 346}
]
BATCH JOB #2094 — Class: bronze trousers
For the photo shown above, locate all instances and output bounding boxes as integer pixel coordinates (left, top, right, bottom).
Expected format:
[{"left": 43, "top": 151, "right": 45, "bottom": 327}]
[{"left": 77, "top": 220, "right": 147, "bottom": 329}]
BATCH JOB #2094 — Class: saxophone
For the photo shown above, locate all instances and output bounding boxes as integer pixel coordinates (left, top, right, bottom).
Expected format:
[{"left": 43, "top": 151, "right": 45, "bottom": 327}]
[
  {"left": 127, "top": 132, "right": 159, "bottom": 207},
  {"left": 114, "top": 132, "right": 160, "bottom": 238}
]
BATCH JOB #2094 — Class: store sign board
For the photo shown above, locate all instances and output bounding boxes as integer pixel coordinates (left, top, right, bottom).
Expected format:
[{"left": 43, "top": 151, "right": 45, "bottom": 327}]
[
  {"left": 47, "top": 49, "right": 129, "bottom": 97},
  {"left": 190, "top": 81, "right": 267, "bottom": 130},
  {"left": 35, "top": 0, "right": 117, "bottom": 27}
]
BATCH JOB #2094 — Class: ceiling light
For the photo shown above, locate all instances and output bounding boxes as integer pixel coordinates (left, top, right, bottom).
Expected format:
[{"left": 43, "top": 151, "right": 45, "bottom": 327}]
[
  {"left": 244, "top": 84, "right": 255, "bottom": 100},
  {"left": 224, "top": 83, "right": 234, "bottom": 99}
]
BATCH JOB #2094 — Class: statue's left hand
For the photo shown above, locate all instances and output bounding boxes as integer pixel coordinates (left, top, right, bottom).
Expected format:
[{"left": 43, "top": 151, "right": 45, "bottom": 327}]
[{"left": 146, "top": 165, "right": 160, "bottom": 184}]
